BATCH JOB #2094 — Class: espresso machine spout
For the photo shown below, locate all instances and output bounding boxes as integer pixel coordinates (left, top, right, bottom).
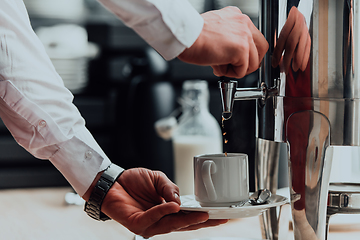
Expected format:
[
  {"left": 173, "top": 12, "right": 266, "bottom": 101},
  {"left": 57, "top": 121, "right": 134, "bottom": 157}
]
[{"left": 218, "top": 79, "right": 279, "bottom": 120}]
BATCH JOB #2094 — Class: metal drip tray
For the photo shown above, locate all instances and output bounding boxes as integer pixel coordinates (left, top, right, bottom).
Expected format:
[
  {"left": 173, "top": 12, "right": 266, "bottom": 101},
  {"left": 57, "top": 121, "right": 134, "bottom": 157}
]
[
  {"left": 326, "top": 183, "right": 360, "bottom": 238},
  {"left": 328, "top": 182, "right": 360, "bottom": 214}
]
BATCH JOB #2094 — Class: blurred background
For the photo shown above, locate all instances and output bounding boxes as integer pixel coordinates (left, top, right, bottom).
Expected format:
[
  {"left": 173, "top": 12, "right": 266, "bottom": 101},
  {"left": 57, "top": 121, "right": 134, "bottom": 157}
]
[
  {"left": 0, "top": 0, "right": 358, "bottom": 194},
  {"left": 0, "top": 0, "right": 262, "bottom": 192}
]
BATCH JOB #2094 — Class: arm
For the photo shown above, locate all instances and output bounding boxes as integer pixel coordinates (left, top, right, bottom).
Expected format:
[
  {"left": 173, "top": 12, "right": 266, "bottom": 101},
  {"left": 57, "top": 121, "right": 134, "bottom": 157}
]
[
  {"left": 0, "top": 1, "right": 227, "bottom": 237},
  {"left": 0, "top": 0, "right": 111, "bottom": 197},
  {"left": 98, "top": 0, "right": 269, "bottom": 79},
  {"left": 97, "top": 0, "right": 204, "bottom": 61}
]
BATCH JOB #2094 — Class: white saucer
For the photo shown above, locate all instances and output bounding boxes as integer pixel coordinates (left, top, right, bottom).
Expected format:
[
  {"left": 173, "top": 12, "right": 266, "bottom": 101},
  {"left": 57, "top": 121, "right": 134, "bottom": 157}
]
[{"left": 180, "top": 194, "right": 288, "bottom": 219}]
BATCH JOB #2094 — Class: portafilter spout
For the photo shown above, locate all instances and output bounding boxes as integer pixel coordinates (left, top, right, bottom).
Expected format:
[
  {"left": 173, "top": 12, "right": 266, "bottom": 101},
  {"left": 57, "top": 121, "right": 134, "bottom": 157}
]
[{"left": 218, "top": 79, "right": 279, "bottom": 120}]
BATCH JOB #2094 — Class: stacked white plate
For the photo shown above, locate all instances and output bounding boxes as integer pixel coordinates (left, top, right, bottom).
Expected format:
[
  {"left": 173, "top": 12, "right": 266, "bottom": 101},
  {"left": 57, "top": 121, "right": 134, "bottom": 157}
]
[
  {"left": 49, "top": 43, "right": 98, "bottom": 94},
  {"left": 23, "top": 0, "right": 86, "bottom": 20},
  {"left": 36, "top": 24, "right": 99, "bottom": 94},
  {"left": 51, "top": 57, "right": 88, "bottom": 94},
  {"left": 215, "top": 0, "right": 259, "bottom": 17}
]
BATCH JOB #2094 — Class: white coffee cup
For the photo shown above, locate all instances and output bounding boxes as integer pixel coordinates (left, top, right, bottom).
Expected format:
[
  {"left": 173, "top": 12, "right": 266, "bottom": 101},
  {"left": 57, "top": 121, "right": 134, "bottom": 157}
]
[{"left": 194, "top": 153, "right": 249, "bottom": 207}]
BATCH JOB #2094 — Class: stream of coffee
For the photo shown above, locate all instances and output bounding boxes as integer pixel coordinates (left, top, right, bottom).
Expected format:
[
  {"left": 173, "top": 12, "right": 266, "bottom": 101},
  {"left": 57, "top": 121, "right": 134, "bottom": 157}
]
[{"left": 222, "top": 116, "right": 228, "bottom": 157}]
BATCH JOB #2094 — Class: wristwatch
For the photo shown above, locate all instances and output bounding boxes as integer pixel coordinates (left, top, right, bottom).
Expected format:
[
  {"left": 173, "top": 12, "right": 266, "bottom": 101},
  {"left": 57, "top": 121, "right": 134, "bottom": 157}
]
[{"left": 84, "top": 163, "right": 124, "bottom": 221}]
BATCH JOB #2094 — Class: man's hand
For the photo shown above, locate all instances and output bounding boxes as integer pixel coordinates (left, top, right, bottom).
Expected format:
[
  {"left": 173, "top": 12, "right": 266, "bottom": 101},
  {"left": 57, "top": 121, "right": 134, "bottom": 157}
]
[
  {"left": 98, "top": 168, "right": 228, "bottom": 238},
  {"left": 271, "top": 7, "right": 311, "bottom": 74},
  {"left": 178, "top": 6, "right": 269, "bottom": 79}
]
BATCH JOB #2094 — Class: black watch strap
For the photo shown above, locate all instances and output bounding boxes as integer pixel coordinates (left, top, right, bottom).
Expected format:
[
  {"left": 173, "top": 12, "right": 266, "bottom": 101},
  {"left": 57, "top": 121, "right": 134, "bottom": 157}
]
[{"left": 84, "top": 164, "right": 124, "bottom": 221}]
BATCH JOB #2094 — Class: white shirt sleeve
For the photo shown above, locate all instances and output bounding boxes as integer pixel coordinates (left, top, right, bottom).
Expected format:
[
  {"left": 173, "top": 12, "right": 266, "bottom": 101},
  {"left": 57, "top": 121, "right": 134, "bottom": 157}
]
[
  {"left": 0, "top": 0, "right": 203, "bottom": 196},
  {"left": 97, "top": 0, "right": 204, "bottom": 60},
  {"left": 0, "top": 0, "right": 114, "bottom": 197}
]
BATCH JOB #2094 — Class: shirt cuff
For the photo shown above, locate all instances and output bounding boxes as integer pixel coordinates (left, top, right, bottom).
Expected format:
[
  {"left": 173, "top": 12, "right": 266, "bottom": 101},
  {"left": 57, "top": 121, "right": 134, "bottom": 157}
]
[
  {"left": 49, "top": 129, "right": 114, "bottom": 197},
  {"left": 99, "top": 0, "right": 204, "bottom": 61},
  {"left": 0, "top": 80, "right": 115, "bottom": 197},
  {"left": 142, "top": 0, "right": 204, "bottom": 60}
]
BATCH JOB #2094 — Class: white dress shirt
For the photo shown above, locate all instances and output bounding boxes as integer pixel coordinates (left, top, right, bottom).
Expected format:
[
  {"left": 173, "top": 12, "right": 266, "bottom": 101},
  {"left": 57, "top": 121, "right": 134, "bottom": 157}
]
[
  {"left": 0, "top": 0, "right": 203, "bottom": 196},
  {"left": 98, "top": 0, "right": 204, "bottom": 60}
]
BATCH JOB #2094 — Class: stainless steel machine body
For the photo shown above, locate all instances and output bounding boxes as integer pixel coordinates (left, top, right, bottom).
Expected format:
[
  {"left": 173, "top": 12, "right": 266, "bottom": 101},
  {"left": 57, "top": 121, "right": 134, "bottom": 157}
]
[{"left": 219, "top": 0, "right": 360, "bottom": 239}]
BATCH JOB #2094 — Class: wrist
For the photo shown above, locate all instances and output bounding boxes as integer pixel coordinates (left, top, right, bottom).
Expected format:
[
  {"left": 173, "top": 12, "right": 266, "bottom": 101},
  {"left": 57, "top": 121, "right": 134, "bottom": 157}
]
[
  {"left": 83, "top": 171, "right": 103, "bottom": 201},
  {"left": 84, "top": 164, "right": 124, "bottom": 221}
]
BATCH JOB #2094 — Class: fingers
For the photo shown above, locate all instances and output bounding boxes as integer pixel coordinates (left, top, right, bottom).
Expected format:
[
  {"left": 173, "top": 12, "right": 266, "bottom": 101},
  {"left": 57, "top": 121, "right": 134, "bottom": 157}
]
[
  {"left": 180, "top": 6, "right": 268, "bottom": 79},
  {"left": 216, "top": 35, "right": 263, "bottom": 79},
  {"left": 283, "top": 14, "right": 306, "bottom": 74},
  {"left": 213, "top": 64, "right": 231, "bottom": 77},
  {"left": 110, "top": 169, "right": 228, "bottom": 239},
  {"left": 228, "top": 20, "right": 267, "bottom": 78},
  {"left": 231, "top": 46, "right": 249, "bottom": 78},
  {"left": 138, "top": 202, "right": 181, "bottom": 228},
  {"left": 272, "top": 6, "right": 311, "bottom": 74},
  {"left": 250, "top": 22, "right": 269, "bottom": 65},
  {"left": 212, "top": 65, "right": 222, "bottom": 77},
  {"left": 246, "top": 38, "right": 260, "bottom": 75},
  {"left": 272, "top": 14, "right": 295, "bottom": 68},
  {"left": 292, "top": 25, "right": 308, "bottom": 72},
  {"left": 141, "top": 211, "right": 210, "bottom": 238},
  {"left": 153, "top": 171, "right": 181, "bottom": 205},
  {"left": 177, "top": 219, "right": 229, "bottom": 231},
  {"left": 301, "top": 34, "right": 311, "bottom": 71}
]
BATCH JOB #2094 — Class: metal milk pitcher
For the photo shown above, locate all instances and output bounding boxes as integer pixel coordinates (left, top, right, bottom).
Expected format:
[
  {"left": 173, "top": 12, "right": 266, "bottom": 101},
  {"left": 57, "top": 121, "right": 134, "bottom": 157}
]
[{"left": 219, "top": 0, "right": 360, "bottom": 239}]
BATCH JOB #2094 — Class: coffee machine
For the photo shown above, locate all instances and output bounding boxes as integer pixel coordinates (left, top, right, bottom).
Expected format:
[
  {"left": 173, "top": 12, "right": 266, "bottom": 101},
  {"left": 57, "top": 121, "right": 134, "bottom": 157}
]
[{"left": 219, "top": 0, "right": 360, "bottom": 239}]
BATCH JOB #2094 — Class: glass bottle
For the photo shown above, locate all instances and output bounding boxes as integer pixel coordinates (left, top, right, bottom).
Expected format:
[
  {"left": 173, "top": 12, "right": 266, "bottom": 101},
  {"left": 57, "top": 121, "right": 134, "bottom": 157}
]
[{"left": 172, "top": 80, "right": 223, "bottom": 195}]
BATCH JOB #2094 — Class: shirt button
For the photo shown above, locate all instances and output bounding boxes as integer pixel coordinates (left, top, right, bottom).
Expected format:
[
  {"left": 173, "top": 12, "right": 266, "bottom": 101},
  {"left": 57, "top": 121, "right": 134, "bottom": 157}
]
[
  {"left": 85, "top": 151, "right": 93, "bottom": 160},
  {"left": 39, "top": 120, "right": 47, "bottom": 127}
]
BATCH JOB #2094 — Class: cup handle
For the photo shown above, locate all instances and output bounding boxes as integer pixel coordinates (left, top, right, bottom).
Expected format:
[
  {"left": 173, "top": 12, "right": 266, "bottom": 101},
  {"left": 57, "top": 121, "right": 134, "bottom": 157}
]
[{"left": 201, "top": 160, "right": 217, "bottom": 201}]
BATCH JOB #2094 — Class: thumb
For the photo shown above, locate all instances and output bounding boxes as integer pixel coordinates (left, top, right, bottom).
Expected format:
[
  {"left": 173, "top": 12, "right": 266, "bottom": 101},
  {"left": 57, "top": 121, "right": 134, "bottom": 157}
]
[
  {"left": 154, "top": 171, "right": 181, "bottom": 205},
  {"left": 139, "top": 201, "right": 180, "bottom": 228}
]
